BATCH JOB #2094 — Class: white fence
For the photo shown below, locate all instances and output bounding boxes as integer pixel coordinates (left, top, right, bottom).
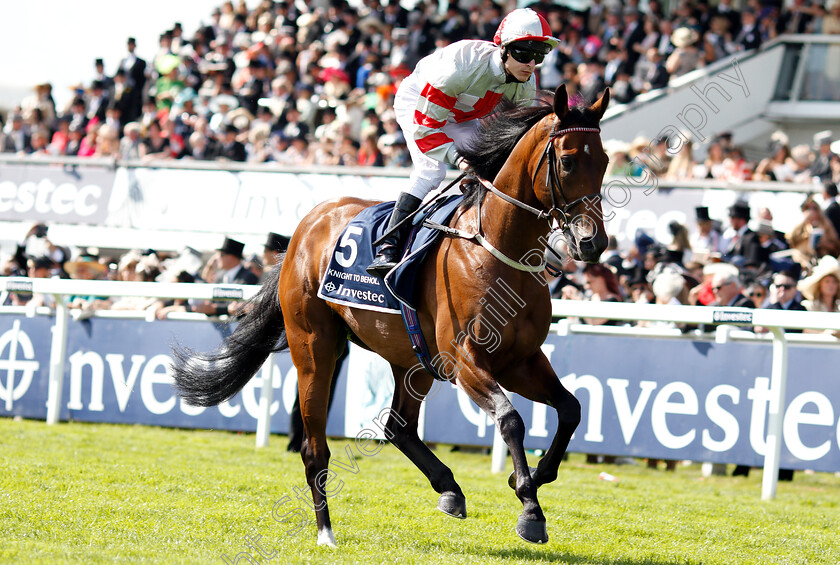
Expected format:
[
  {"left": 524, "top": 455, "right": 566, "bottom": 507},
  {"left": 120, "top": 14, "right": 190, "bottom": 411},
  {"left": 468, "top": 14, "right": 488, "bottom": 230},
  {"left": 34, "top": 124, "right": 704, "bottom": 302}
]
[{"left": 2, "top": 276, "right": 840, "bottom": 500}]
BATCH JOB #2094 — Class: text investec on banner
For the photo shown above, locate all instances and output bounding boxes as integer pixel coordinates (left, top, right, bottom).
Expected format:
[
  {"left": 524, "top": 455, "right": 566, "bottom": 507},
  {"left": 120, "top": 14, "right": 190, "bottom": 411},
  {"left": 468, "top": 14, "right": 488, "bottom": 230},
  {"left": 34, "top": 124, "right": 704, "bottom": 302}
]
[{"left": 1, "top": 315, "right": 838, "bottom": 472}]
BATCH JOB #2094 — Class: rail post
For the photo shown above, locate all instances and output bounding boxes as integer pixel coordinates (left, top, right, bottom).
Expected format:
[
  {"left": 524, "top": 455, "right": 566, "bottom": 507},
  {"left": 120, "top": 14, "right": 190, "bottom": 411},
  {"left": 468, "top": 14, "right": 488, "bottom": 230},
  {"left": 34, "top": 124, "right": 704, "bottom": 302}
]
[
  {"left": 255, "top": 352, "right": 276, "bottom": 448},
  {"left": 762, "top": 327, "right": 788, "bottom": 500},
  {"left": 45, "top": 295, "right": 69, "bottom": 425}
]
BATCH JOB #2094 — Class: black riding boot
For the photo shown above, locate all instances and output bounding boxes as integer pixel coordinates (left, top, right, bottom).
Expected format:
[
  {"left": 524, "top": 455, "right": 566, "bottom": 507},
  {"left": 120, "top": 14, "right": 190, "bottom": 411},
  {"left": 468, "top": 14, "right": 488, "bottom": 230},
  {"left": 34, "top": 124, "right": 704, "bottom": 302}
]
[{"left": 367, "top": 192, "right": 423, "bottom": 278}]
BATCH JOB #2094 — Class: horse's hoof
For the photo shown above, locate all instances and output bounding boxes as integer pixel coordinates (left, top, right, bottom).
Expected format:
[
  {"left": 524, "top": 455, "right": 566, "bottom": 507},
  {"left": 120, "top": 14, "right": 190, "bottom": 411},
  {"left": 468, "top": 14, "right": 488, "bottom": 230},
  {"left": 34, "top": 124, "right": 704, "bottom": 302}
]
[
  {"left": 437, "top": 491, "right": 467, "bottom": 519},
  {"left": 515, "top": 516, "right": 548, "bottom": 544},
  {"left": 508, "top": 466, "right": 539, "bottom": 490},
  {"left": 317, "top": 527, "right": 337, "bottom": 547}
]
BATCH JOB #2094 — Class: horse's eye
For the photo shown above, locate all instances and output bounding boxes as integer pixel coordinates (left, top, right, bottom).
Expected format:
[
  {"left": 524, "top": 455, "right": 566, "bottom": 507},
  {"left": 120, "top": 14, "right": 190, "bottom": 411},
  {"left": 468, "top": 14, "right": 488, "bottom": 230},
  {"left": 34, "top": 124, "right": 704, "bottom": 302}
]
[{"left": 560, "top": 156, "right": 574, "bottom": 172}]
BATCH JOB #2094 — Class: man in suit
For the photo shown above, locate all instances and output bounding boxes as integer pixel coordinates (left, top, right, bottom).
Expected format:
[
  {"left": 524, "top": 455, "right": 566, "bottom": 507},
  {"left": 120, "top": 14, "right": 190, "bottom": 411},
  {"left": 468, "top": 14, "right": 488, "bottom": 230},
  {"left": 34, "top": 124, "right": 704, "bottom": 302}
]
[
  {"left": 710, "top": 270, "right": 755, "bottom": 309},
  {"left": 119, "top": 37, "right": 147, "bottom": 123},
  {"left": 810, "top": 131, "right": 837, "bottom": 182},
  {"left": 620, "top": 7, "right": 646, "bottom": 73},
  {"left": 194, "top": 237, "right": 259, "bottom": 316},
  {"left": 734, "top": 8, "right": 762, "bottom": 51},
  {"left": 217, "top": 124, "right": 247, "bottom": 162},
  {"left": 722, "top": 202, "right": 762, "bottom": 267},
  {"left": 766, "top": 268, "right": 806, "bottom": 335},
  {"left": 1, "top": 114, "right": 30, "bottom": 153},
  {"left": 823, "top": 182, "right": 840, "bottom": 240}
]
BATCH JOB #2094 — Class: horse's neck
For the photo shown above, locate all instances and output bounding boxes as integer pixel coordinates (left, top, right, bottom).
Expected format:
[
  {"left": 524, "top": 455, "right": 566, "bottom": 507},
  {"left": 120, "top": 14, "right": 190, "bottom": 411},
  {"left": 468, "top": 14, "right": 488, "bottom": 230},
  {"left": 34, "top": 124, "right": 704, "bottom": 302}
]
[{"left": 478, "top": 152, "right": 549, "bottom": 261}]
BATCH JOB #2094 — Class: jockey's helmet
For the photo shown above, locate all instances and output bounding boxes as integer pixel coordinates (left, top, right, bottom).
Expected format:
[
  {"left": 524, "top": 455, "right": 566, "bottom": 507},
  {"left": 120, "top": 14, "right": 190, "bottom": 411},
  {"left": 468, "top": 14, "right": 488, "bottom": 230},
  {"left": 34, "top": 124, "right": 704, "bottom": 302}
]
[{"left": 493, "top": 8, "right": 560, "bottom": 50}]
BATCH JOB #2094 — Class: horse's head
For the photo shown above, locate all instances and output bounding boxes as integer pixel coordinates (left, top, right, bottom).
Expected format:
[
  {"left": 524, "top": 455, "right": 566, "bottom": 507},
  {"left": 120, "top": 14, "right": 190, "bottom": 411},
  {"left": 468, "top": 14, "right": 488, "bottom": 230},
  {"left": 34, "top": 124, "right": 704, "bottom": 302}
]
[{"left": 534, "top": 84, "right": 610, "bottom": 264}]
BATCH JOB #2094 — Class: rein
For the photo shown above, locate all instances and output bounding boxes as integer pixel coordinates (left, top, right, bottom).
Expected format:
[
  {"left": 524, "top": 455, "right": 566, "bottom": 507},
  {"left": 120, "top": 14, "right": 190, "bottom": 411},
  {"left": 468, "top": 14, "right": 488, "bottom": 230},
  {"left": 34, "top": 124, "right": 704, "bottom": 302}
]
[{"left": 437, "top": 123, "right": 601, "bottom": 272}]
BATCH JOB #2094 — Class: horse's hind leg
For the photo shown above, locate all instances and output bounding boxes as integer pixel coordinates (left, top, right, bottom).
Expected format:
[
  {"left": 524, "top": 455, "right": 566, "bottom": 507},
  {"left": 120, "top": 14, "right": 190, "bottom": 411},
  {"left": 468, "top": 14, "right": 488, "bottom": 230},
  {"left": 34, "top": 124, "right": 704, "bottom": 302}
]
[
  {"left": 387, "top": 366, "right": 466, "bottom": 518},
  {"left": 285, "top": 311, "right": 345, "bottom": 547}
]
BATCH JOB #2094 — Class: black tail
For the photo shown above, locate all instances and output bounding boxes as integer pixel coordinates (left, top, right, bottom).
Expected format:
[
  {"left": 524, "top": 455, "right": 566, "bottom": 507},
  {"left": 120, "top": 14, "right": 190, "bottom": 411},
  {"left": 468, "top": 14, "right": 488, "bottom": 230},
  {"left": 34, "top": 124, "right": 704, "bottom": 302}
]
[{"left": 171, "top": 264, "right": 288, "bottom": 407}]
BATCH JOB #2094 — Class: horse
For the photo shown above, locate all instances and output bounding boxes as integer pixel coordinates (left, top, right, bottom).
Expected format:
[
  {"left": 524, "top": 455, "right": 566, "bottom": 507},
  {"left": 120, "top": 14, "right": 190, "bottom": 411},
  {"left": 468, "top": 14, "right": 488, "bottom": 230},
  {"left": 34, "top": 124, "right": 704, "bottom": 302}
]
[{"left": 172, "top": 84, "right": 610, "bottom": 547}]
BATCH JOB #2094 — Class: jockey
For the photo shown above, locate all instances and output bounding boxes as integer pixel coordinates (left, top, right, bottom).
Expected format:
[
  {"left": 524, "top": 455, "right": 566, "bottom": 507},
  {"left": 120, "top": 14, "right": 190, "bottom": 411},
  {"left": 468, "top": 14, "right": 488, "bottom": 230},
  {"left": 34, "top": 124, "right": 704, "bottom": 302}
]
[{"left": 367, "top": 8, "right": 560, "bottom": 277}]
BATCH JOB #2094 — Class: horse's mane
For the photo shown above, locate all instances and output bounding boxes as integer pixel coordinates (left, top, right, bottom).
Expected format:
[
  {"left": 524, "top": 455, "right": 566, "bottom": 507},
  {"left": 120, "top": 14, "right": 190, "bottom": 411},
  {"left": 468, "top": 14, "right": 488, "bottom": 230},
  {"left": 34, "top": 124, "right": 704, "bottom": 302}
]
[{"left": 458, "top": 91, "right": 601, "bottom": 210}]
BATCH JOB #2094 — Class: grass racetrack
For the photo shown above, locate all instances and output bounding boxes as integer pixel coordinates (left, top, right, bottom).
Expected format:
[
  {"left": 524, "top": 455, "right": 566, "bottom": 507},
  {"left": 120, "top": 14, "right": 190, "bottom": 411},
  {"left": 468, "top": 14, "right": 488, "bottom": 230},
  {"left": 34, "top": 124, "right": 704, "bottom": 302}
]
[{"left": 2, "top": 418, "right": 839, "bottom": 564}]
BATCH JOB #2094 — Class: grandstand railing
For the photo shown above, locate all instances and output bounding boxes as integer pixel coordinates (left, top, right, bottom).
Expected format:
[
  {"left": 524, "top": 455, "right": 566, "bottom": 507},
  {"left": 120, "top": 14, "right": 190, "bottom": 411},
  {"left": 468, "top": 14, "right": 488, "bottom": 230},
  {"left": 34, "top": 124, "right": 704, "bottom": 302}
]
[{"left": 2, "top": 277, "right": 839, "bottom": 499}]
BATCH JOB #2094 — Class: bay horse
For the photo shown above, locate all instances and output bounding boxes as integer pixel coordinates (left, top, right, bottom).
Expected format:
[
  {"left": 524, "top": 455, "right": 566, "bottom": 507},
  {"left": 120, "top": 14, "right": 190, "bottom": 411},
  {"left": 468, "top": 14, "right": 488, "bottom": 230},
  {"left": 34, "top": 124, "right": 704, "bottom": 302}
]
[{"left": 172, "top": 85, "right": 610, "bottom": 546}]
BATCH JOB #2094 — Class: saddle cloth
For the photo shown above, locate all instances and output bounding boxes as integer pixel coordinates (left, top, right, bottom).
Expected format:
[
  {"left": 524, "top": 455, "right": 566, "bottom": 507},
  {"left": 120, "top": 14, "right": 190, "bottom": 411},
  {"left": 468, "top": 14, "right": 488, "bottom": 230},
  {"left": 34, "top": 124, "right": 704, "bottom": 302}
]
[{"left": 317, "top": 195, "right": 464, "bottom": 314}]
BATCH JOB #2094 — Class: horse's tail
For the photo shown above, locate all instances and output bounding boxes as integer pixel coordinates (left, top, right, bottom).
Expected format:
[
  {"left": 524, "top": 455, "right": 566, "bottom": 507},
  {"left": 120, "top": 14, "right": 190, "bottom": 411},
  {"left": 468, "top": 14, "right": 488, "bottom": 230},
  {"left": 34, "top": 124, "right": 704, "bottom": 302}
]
[{"left": 171, "top": 263, "right": 288, "bottom": 407}]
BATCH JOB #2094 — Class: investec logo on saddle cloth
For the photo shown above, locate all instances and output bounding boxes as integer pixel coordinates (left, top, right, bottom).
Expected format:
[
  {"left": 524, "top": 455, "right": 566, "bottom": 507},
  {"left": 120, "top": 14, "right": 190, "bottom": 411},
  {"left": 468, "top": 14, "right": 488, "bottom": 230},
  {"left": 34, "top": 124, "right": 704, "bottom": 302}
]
[{"left": 318, "top": 202, "right": 402, "bottom": 314}]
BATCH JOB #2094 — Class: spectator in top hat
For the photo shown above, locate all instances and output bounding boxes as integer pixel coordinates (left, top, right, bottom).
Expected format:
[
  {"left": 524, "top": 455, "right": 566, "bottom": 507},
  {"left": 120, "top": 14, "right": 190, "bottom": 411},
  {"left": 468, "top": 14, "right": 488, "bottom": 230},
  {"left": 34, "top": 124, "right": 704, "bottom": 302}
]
[
  {"left": 721, "top": 202, "right": 762, "bottom": 267},
  {"left": 690, "top": 206, "right": 721, "bottom": 258},
  {"left": 193, "top": 236, "right": 259, "bottom": 317},
  {"left": 217, "top": 124, "right": 247, "bottom": 162},
  {"left": 263, "top": 232, "right": 290, "bottom": 270},
  {"left": 119, "top": 37, "right": 147, "bottom": 122}
]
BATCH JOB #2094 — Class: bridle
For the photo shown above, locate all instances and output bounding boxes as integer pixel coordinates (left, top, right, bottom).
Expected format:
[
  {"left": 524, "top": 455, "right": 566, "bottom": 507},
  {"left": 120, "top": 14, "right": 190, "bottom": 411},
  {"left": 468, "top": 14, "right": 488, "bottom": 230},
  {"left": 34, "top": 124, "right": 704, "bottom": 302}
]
[
  {"left": 474, "top": 122, "right": 602, "bottom": 230},
  {"left": 441, "top": 122, "right": 602, "bottom": 272},
  {"left": 423, "top": 122, "right": 601, "bottom": 273}
]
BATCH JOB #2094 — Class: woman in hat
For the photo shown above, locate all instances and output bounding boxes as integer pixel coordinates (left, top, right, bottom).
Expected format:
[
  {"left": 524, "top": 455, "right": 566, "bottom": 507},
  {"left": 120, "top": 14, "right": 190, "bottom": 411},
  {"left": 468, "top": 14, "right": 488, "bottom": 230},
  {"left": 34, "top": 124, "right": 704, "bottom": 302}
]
[
  {"left": 65, "top": 254, "right": 111, "bottom": 312},
  {"left": 666, "top": 26, "right": 701, "bottom": 78},
  {"left": 787, "top": 195, "right": 840, "bottom": 265},
  {"left": 799, "top": 256, "right": 840, "bottom": 313},
  {"left": 367, "top": 8, "right": 562, "bottom": 277},
  {"left": 799, "top": 255, "right": 840, "bottom": 336}
]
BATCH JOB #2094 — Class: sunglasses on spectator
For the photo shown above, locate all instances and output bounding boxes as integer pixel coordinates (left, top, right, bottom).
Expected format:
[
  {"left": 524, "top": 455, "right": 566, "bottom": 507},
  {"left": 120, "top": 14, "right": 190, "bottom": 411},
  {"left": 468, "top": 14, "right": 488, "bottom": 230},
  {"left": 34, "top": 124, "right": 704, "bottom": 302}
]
[
  {"left": 772, "top": 283, "right": 795, "bottom": 290},
  {"left": 748, "top": 292, "right": 766, "bottom": 298},
  {"left": 508, "top": 47, "right": 546, "bottom": 64},
  {"left": 711, "top": 281, "right": 732, "bottom": 291}
]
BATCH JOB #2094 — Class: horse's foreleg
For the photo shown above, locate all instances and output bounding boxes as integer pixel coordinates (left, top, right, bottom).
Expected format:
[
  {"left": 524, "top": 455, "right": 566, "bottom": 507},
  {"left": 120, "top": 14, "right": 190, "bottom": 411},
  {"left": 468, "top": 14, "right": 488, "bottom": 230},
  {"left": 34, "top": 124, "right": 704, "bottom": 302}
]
[
  {"left": 388, "top": 366, "right": 466, "bottom": 518},
  {"left": 497, "top": 352, "right": 581, "bottom": 489},
  {"left": 456, "top": 366, "right": 547, "bottom": 544}
]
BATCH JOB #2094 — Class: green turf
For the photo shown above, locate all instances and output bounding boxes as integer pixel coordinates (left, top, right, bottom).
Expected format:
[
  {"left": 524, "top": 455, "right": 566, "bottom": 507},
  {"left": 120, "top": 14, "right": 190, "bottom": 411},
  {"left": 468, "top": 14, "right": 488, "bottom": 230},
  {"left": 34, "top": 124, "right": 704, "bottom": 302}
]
[{"left": 2, "top": 418, "right": 838, "bottom": 564}]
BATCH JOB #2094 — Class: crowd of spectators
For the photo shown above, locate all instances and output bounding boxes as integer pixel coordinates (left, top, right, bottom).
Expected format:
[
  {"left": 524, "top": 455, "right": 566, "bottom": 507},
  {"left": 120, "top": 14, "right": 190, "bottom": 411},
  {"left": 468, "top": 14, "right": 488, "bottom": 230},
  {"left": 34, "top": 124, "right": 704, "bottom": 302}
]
[
  {"left": 2, "top": 0, "right": 839, "bottom": 171},
  {"left": 0, "top": 226, "right": 285, "bottom": 320},
  {"left": 606, "top": 128, "right": 840, "bottom": 185},
  {"left": 548, "top": 180, "right": 840, "bottom": 338}
]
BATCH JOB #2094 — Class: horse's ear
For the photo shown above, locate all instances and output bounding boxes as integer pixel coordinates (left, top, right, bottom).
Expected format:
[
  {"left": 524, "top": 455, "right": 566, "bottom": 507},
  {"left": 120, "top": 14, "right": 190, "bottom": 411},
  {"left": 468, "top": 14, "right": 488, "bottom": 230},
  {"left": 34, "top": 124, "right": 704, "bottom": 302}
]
[
  {"left": 590, "top": 87, "right": 611, "bottom": 121},
  {"left": 554, "top": 84, "right": 568, "bottom": 120}
]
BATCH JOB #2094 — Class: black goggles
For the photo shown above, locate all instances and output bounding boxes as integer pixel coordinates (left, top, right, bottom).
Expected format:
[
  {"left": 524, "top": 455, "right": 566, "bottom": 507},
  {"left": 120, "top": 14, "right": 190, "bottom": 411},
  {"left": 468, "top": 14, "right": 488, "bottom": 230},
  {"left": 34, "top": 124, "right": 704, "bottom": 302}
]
[{"left": 507, "top": 46, "right": 547, "bottom": 64}]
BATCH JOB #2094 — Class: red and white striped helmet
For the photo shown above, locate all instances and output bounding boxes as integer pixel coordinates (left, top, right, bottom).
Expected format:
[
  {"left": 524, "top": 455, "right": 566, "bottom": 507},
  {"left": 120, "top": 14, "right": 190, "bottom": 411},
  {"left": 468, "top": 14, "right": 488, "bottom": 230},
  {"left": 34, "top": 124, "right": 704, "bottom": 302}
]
[{"left": 493, "top": 8, "right": 560, "bottom": 49}]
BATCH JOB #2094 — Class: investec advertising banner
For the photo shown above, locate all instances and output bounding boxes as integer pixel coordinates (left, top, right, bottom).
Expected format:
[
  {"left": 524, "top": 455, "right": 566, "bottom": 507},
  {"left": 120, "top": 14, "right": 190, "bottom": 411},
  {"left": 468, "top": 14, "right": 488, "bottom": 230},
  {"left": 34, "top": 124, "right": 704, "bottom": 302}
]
[
  {"left": 2, "top": 316, "right": 839, "bottom": 472},
  {"left": 0, "top": 163, "right": 113, "bottom": 224}
]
